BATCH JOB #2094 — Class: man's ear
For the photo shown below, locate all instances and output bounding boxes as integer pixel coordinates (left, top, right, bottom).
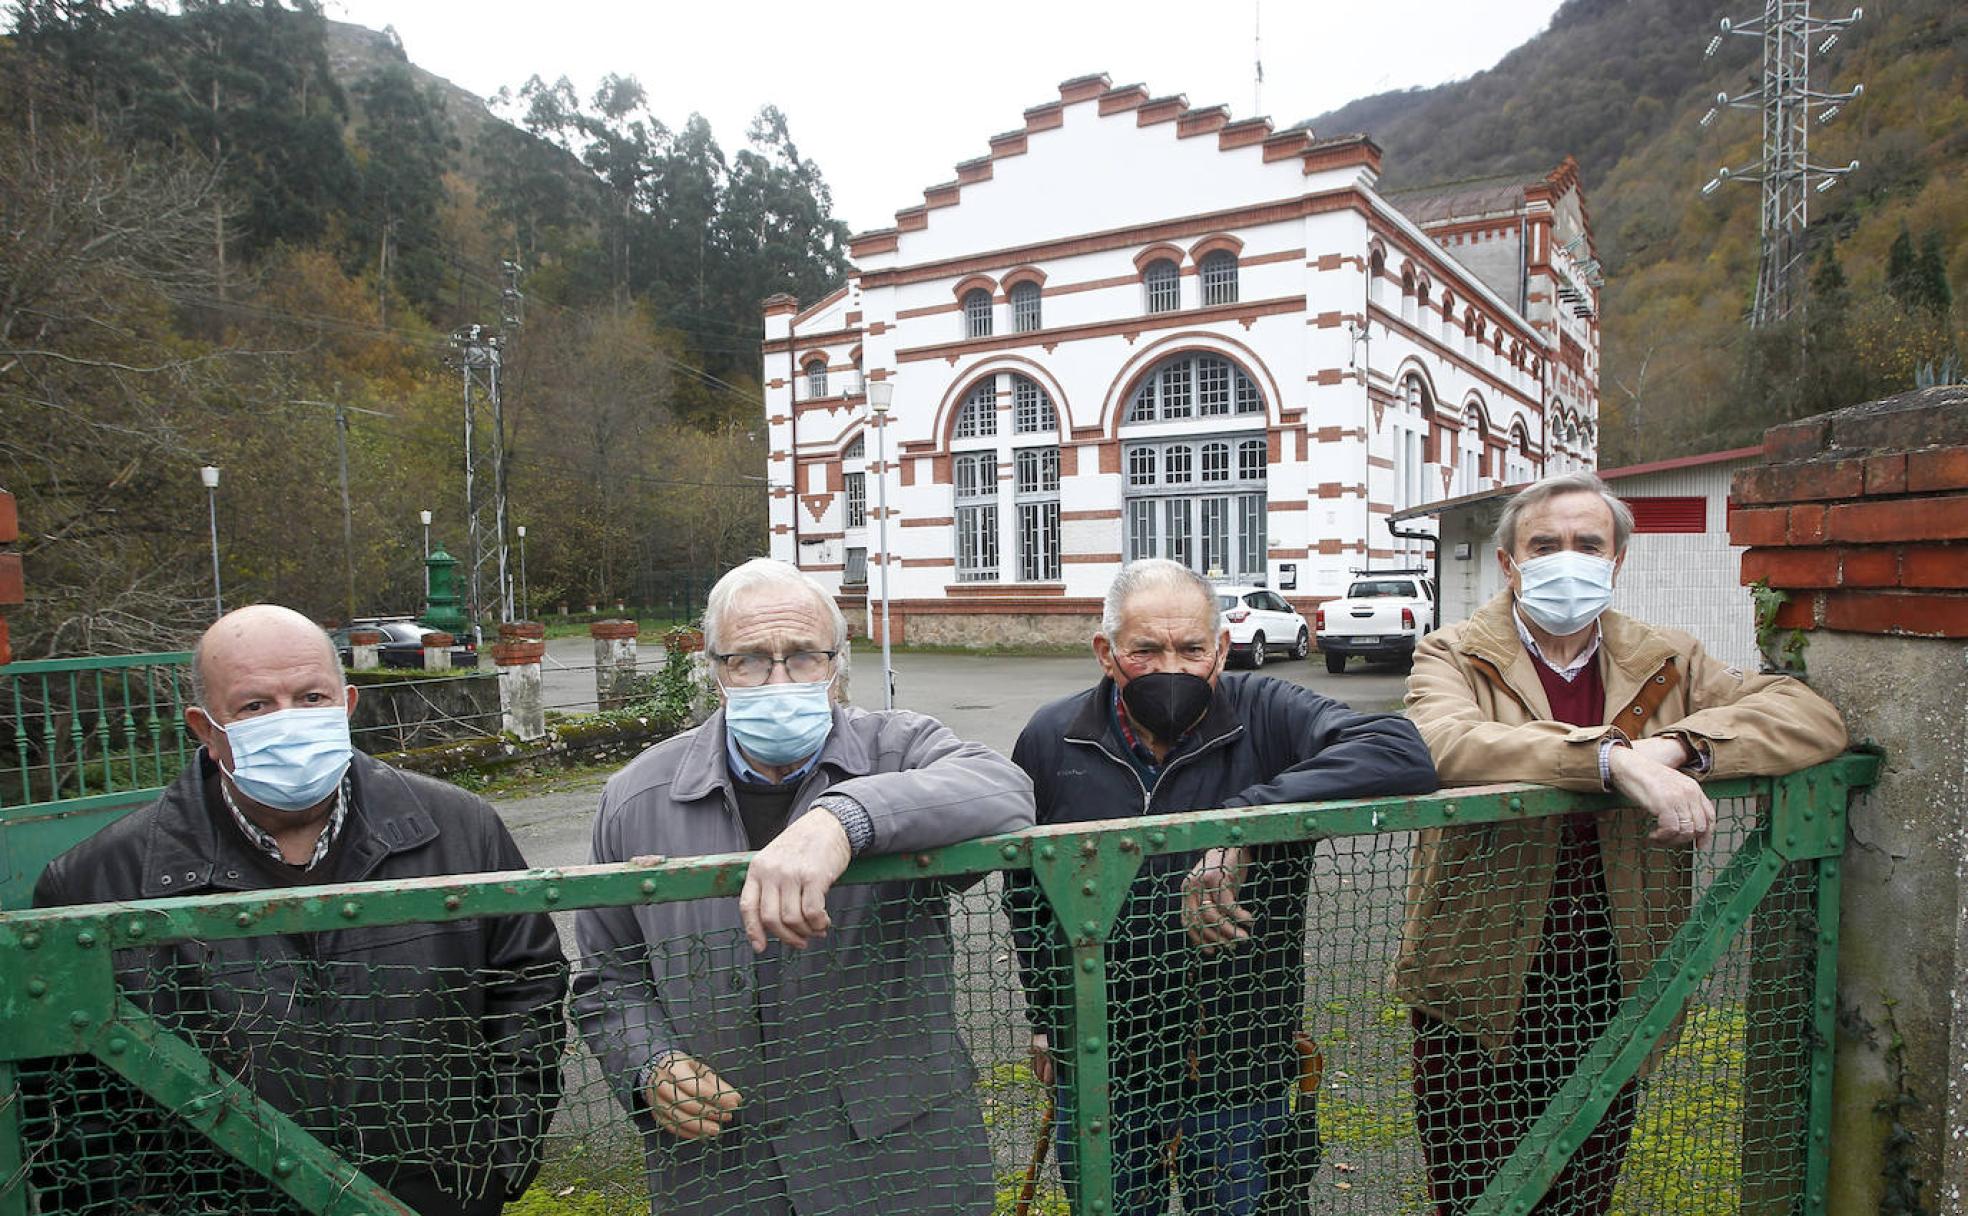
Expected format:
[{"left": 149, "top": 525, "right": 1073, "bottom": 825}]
[
  {"left": 1612, "top": 549, "right": 1627, "bottom": 583},
  {"left": 1212, "top": 628, "right": 1231, "bottom": 680},
  {"left": 1092, "top": 633, "right": 1119, "bottom": 683},
  {"left": 342, "top": 684, "right": 359, "bottom": 717},
  {"left": 185, "top": 704, "right": 218, "bottom": 748}
]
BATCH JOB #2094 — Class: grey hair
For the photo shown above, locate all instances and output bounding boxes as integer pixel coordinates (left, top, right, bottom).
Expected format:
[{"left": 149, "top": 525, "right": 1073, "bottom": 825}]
[
  {"left": 1493, "top": 471, "right": 1635, "bottom": 555},
  {"left": 1101, "top": 559, "right": 1225, "bottom": 640},
  {"left": 702, "top": 558, "right": 851, "bottom": 675}
]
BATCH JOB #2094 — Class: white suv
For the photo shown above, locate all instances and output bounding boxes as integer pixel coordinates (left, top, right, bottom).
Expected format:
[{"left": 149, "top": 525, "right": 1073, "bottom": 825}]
[{"left": 1213, "top": 585, "right": 1311, "bottom": 669}]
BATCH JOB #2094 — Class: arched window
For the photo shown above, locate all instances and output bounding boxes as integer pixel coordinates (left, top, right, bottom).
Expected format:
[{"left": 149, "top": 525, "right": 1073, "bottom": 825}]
[
  {"left": 1127, "top": 353, "right": 1264, "bottom": 423},
  {"left": 1012, "top": 375, "right": 1058, "bottom": 434},
  {"left": 1368, "top": 248, "right": 1386, "bottom": 307},
  {"left": 963, "top": 289, "right": 993, "bottom": 339},
  {"left": 1144, "top": 259, "right": 1180, "bottom": 314},
  {"left": 1010, "top": 281, "right": 1042, "bottom": 333},
  {"left": 955, "top": 380, "right": 997, "bottom": 439},
  {"left": 1460, "top": 401, "right": 1486, "bottom": 493},
  {"left": 843, "top": 434, "right": 866, "bottom": 528},
  {"left": 1200, "top": 250, "right": 1239, "bottom": 306},
  {"left": 804, "top": 357, "right": 828, "bottom": 399},
  {"left": 1121, "top": 351, "right": 1268, "bottom": 580}
]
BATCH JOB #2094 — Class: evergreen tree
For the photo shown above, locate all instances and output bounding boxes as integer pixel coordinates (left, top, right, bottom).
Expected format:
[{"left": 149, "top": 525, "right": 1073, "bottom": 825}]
[{"left": 353, "top": 59, "right": 457, "bottom": 317}]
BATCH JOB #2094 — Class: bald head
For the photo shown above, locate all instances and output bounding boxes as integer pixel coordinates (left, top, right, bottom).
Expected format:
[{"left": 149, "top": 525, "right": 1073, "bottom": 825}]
[{"left": 190, "top": 605, "right": 344, "bottom": 714}]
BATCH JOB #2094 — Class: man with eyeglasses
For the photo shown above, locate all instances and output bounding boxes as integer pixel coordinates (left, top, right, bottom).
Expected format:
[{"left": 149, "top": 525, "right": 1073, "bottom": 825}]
[
  {"left": 1006, "top": 559, "right": 1436, "bottom": 1216},
  {"left": 573, "top": 558, "right": 1035, "bottom": 1216}
]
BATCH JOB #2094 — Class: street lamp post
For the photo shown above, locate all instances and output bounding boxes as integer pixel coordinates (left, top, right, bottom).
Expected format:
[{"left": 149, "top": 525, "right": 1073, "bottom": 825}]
[
  {"left": 866, "top": 381, "right": 895, "bottom": 710},
  {"left": 516, "top": 525, "right": 529, "bottom": 622},
  {"left": 199, "top": 465, "right": 223, "bottom": 618},
  {"left": 420, "top": 510, "right": 433, "bottom": 607}
]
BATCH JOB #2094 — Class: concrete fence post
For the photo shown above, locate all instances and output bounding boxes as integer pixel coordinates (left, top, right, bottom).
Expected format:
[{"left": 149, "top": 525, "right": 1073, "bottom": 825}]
[
  {"left": 419, "top": 632, "right": 453, "bottom": 673},
  {"left": 1729, "top": 385, "right": 1968, "bottom": 1213},
  {"left": 346, "top": 628, "right": 383, "bottom": 672},
  {"left": 591, "top": 619, "right": 639, "bottom": 711},
  {"left": 493, "top": 621, "right": 547, "bottom": 741}
]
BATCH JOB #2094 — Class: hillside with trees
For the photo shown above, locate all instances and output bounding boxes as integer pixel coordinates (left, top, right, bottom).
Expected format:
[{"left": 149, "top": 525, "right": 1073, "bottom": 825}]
[
  {"left": 1307, "top": 0, "right": 1966, "bottom": 464},
  {"left": 0, "top": 0, "right": 850, "bottom": 656}
]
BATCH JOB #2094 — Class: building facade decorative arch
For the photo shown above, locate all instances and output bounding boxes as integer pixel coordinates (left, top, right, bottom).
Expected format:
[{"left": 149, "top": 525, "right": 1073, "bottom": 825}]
[
  {"left": 951, "top": 274, "right": 998, "bottom": 303},
  {"left": 1098, "top": 332, "right": 1282, "bottom": 437},
  {"left": 1391, "top": 358, "right": 1440, "bottom": 418},
  {"left": 930, "top": 355, "right": 1075, "bottom": 447},
  {"left": 1133, "top": 244, "right": 1187, "bottom": 273},
  {"left": 1188, "top": 233, "right": 1245, "bottom": 263},
  {"left": 1000, "top": 266, "right": 1048, "bottom": 295}
]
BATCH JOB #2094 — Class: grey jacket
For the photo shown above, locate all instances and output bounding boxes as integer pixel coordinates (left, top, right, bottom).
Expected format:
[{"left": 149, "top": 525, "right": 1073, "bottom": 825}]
[{"left": 571, "top": 703, "right": 1034, "bottom": 1216}]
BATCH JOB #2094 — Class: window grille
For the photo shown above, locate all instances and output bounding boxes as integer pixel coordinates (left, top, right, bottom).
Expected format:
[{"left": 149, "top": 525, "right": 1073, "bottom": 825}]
[
  {"left": 843, "top": 547, "right": 867, "bottom": 584},
  {"left": 805, "top": 360, "right": 828, "bottom": 399},
  {"left": 1197, "top": 357, "right": 1232, "bottom": 416},
  {"left": 1017, "top": 501, "right": 1059, "bottom": 581},
  {"left": 1144, "top": 259, "right": 1180, "bottom": 313},
  {"left": 963, "top": 289, "right": 993, "bottom": 339},
  {"left": 844, "top": 472, "right": 866, "bottom": 528},
  {"left": 955, "top": 381, "right": 997, "bottom": 439},
  {"left": 1014, "top": 447, "right": 1059, "bottom": 496},
  {"left": 1126, "top": 354, "right": 1263, "bottom": 423},
  {"left": 1200, "top": 250, "right": 1239, "bottom": 306},
  {"left": 1010, "top": 282, "right": 1041, "bottom": 333},
  {"left": 1012, "top": 377, "right": 1057, "bottom": 434}
]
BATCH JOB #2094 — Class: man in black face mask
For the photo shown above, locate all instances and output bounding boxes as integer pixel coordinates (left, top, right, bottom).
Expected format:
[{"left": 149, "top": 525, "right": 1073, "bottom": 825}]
[{"left": 1004, "top": 560, "right": 1436, "bottom": 1216}]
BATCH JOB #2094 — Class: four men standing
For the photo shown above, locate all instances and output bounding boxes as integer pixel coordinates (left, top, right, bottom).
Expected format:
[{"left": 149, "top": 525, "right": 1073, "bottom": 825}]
[{"left": 29, "top": 481, "right": 1851, "bottom": 1214}]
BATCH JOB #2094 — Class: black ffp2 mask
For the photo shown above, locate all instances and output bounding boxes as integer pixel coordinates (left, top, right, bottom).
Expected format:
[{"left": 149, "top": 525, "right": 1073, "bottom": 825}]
[{"left": 1119, "top": 671, "right": 1214, "bottom": 744}]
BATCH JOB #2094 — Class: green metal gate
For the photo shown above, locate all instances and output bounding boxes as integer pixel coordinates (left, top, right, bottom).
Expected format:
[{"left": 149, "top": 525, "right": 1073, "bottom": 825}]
[{"left": 0, "top": 755, "right": 1875, "bottom": 1214}]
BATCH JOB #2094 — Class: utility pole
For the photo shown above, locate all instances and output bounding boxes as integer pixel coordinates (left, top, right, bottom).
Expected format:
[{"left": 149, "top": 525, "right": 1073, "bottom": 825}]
[
  {"left": 450, "top": 259, "right": 525, "bottom": 643},
  {"left": 292, "top": 394, "right": 390, "bottom": 622},
  {"left": 1698, "top": 1, "right": 1864, "bottom": 327}
]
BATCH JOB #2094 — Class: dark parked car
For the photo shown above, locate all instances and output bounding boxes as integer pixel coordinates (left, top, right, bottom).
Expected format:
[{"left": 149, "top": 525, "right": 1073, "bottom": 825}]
[{"left": 328, "top": 619, "right": 478, "bottom": 669}]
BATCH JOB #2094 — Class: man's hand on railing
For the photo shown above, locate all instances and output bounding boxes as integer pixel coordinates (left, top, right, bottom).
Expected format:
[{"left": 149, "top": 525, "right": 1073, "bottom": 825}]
[
  {"left": 740, "top": 810, "right": 853, "bottom": 951},
  {"left": 1610, "top": 738, "right": 1716, "bottom": 848},
  {"left": 1183, "top": 846, "right": 1255, "bottom": 953},
  {"left": 1029, "top": 1033, "right": 1054, "bottom": 1086},
  {"left": 645, "top": 1051, "right": 742, "bottom": 1140}
]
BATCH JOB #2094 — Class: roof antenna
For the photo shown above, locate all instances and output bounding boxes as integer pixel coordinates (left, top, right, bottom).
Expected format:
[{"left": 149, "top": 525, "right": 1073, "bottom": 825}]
[{"left": 1253, "top": 0, "right": 1265, "bottom": 115}]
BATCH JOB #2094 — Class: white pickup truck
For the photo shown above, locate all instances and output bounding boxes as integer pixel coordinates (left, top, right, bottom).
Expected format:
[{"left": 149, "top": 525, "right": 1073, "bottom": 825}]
[{"left": 1314, "top": 570, "right": 1437, "bottom": 674}]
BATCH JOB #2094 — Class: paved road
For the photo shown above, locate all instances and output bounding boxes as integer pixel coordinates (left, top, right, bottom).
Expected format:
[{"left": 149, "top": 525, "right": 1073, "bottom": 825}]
[{"left": 493, "top": 648, "right": 1409, "bottom": 869}]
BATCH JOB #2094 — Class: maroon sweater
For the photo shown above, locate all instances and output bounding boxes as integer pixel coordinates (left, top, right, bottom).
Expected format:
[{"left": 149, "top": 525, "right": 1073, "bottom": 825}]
[{"left": 1531, "top": 649, "right": 1609, "bottom": 972}]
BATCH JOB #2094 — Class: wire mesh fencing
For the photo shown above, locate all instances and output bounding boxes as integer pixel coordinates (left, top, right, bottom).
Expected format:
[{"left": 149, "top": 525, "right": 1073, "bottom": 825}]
[{"left": 0, "top": 757, "right": 1871, "bottom": 1216}]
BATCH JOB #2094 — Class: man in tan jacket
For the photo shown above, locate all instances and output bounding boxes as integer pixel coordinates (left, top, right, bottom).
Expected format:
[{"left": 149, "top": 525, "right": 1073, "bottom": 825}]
[{"left": 1395, "top": 471, "right": 1845, "bottom": 1216}]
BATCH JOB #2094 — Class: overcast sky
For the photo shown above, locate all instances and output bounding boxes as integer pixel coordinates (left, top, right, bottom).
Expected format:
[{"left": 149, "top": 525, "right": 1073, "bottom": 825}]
[{"left": 323, "top": 0, "right": 1567, "bottom": 235}]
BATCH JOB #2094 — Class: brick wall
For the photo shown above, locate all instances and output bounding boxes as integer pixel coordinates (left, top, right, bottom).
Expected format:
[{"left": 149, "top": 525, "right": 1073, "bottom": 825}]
[
  {"left": 1729, "top": 386, "right": 1968, "bottom": 639},
  {"left": 0, "top": 489, "right": 18, "bottom": 665}
]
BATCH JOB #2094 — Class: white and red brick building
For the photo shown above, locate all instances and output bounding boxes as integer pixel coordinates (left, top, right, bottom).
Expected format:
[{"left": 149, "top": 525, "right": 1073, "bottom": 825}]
[{"left": 761, "top": 73, "right": 1601, "bottom": 644}]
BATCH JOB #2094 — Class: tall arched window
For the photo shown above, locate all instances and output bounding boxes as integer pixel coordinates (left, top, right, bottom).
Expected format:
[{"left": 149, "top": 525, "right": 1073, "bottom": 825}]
[
  {"left": 1459, "top": 400, "right": 1486, "bottom": 494},
  {"left": 843, "top": 434, "right": 866, "bottom": 529},
  {"left": 1144, "top": 259, "right": 1180, "bottom": 314},
  {"left": 1013, "top": 375, "right": 1058, "bottom": 433},
  {"left": 1010, "top": 281, "right": 1042, "bottom": 333},
  {"left": 963, "top": 288, "right": 993, "bottom": 339},
  {"left": 804, "top": 357, "right": 828, "bottom": 399},
  {"left": 1122, "top": 351, "right": 1268, "bottom": 580},
  {"left": 1200, "top": 250, "right": 1239, "bottom": 306},
  {"left": 1368, "top": 248, "right": 1386, "bottom": 308},
  {"left": 954, "top": 380, "right": 997, "bottom": 439}
]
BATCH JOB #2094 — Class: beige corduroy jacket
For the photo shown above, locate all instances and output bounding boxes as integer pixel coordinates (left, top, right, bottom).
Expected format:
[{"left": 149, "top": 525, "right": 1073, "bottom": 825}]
[{"left": 1391, "top": 591, "right": 1846, "bottom": 1058}]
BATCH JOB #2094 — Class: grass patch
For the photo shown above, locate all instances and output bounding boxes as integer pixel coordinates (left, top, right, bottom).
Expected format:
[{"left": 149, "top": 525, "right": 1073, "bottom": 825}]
[
  {"left": 539, "top": 617, "right": 692, "bottom": 642},
  {"left": 509, "top": 1147, "right": 645, "bottom": 1216},
  {"left": 450, "top": 759, "right": 621, "bottom": 798}
]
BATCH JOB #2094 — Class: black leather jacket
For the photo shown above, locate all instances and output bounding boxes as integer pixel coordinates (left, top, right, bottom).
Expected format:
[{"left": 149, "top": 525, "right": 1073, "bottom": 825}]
[
  {"left": 30, "top": 751, "right": 568, "bottom": 1216},
  {"left": 1005, "top": 673, "right": 1437, "bottom": 1108}
]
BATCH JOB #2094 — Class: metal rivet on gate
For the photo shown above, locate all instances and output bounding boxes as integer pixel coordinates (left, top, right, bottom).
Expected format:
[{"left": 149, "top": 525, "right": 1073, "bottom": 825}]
[
  {"left": 1764, "top": 855, "right": 1780, "bottom": 871},
  {"left": 1088, "top": 1121, "right": 1104, "bottom": 1137},
  {"left": 235, "top": 913, "right": 253, "bottom": 928},
  {"left": 124, "top": 920, "right": 144, "bottom": 939},
  {"left": 444, "top": 895, "right": 461, "bottom": 911},
  {"left": 20, "top": 931, "right": 39, "bottom": 951},
  {"left": 1039, "top": 846, "right": 1057, "bottom": 862},
  {"left": 1081, "top": 839, "right": 1098, "bottom": 857},
  {"left": 1090, "top": 1200, "right": 1107, "bottom": 1214},
  {"left": 68, "top": 1011, "right": 89, "bottom": 1027},
  {"left": 1301, "top": 816, "right": 1318, "bottom": 832},
  {"left": 25, "top": 980, "right": 45, "bottom": 998},
  {"left": 916, "top": 854, "right": 933, "bottom": 869},
  {"left": 107, "top": 1036, "right": 127, "bottom": 1055},
  {"left": 1081, "top": 881, "right": 1097, "bottom": 896},
  {"left": 1507, "top": 797, "right": 1524, "bottom": 813},
  {"left": 1786, "top": 834, "right": 1798, "bottom": 848},
  {"left": 1081, "top": 959, "right": 1097, "bottom": 973},
  {"left": 1119, "top": 838, "right": 1138, "bottom": 854},
  {"left": 1082, "top": 921, "right": 1099, "bottom": 936},
  {"left": 340, "top": 901, "right": 360, "bottom": 919},
  {"left": 1823, "top": 862, "right": 1838, "bottom": 878},
  {"left": 544, "top": 886, "right": 562, "bottom": 905},
  {"left": 1002, "top": 844, "right": 1021, "bottom": 862},
  {"left": 1443, "top": 803, "right": 1457, "bottom": 817},
  {"left": 1820, "top": 932, "right": 1834, "bottom": 945},
  {"left": 640, "top": 879, "right": 657, "bottom": 895},
  {"left": 1819, "top": 996, "right": 1833, "bottom": 1011},
  {"left": 1148, "top": 830, "right": 1167, "bottom": 847},
  {"left": 1228, "top": 826, "right": 1244, "bottom": 842},
  {"left": 74, "top": 932, "right": 95, "bottom": 949},
  {"left": 273, "top": 1156, "right": 296, "bottom": 1178},
  {"left": 1084, "top": 1036, "right": 1102, "bottom": 1053},
  {"left": 1803, "top": 809, "right": 1815, "bottom": 821},
  {"left": 1815, "top": 1062, "right": 1828, "bottom": 1077}
]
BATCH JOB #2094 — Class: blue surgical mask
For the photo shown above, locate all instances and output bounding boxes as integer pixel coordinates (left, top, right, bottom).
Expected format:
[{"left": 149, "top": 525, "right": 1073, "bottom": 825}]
[
  {"left": 723, "top": 680, "right": 835, "bottom": 767},
  {"left": 1512, "top": 551, "right": 1617, "bottom": 637},
  {"left": 214, "top": 705, "right": 354, "bottom": 812}
]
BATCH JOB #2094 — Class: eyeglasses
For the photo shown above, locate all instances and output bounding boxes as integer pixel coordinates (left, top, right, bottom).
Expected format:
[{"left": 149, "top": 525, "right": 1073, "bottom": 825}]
[{"left": 710, "top": 650, "right": 838, "bottom": 687}]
